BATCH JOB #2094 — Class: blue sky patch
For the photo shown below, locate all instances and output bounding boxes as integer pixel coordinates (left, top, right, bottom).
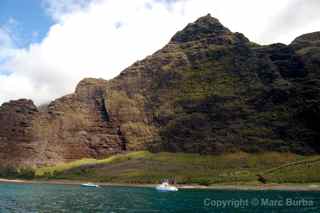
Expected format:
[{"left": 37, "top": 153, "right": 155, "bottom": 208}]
[{"left": 0, "top": 0, "right": 53, "bottom": 48}]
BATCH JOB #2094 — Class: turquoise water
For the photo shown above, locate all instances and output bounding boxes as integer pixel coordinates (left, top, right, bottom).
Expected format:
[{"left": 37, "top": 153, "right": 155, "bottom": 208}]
[{"left": 0, "top": 183, "right": 319, "bottom": 212}]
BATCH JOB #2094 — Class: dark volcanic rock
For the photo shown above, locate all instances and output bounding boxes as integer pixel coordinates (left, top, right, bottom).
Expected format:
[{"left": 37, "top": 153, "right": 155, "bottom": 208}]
[
  {"left": 1, "top": 15, "right": 320, "bottom": 167},
  {"left": 291, "top": 31, "right": 320, "bottom": 50},
  {"left": 171, "top": 14, "right": 230, "bottom": 43},
  {"left": 107, "top": 15, "right": 320, "bottom": 155},
  {"left": 256, "top": 43, "right": 305, "bottom": 78}
]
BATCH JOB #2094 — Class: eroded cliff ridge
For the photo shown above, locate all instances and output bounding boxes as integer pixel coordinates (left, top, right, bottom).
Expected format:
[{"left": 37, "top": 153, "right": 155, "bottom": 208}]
[
  {"left": 0, "top": 78, "right": 124, "bottom": 166},
  {"left": 1, "top": 14, "right": 320, "bottom": 166}
]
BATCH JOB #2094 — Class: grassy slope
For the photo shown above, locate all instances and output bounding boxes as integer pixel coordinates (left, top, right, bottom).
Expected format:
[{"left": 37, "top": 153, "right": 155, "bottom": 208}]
[{"left": 35, "top": 151, "right": 320, "bottom": 185}]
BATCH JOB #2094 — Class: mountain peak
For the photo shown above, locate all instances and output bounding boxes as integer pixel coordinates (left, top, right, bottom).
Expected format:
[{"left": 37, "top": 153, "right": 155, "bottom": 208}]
[
  {"left": 170, "top": 14, "right": 230, "bottom": 43},
  {"left": 194, "top": 13, "right": 221, "bottom": 25}
]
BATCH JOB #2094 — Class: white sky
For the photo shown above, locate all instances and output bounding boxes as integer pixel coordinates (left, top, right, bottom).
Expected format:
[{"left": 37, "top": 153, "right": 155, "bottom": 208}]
[{"left": 0, "top": 0, "right": 319, "bottom": 105}]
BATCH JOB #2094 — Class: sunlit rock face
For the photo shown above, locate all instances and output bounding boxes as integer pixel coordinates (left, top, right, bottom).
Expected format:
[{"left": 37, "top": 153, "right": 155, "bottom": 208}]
[
  {"left": 0, "top": 15, "right": 320, "bottom": 167},
  {"left": 0, "top": 79, "right": 124, "bottom": 167}
]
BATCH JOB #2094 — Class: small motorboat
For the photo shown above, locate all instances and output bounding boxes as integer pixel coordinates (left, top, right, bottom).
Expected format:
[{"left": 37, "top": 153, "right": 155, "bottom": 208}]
[
  {"left": 156, "top": 181, "right": 178, "bottom": 192},
  {"left": 81, "top": 183, "right": 100, "bottom": 188}
]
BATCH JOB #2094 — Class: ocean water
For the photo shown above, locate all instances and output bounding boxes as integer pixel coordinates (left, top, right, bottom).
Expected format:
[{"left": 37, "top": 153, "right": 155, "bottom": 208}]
[{"left": 0, "top": 183, "right": 319, "bottom": 213}]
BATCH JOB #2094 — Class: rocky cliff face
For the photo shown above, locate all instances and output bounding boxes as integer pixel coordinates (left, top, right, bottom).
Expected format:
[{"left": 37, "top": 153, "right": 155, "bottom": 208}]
[
  {"left": 0, "top": 99, "right": 40, "bottom": 166},
  {"left": 0, "top": 14, "right": 320, "bottom": 167},
  {"left": 106, "top": 14, "right": 320, "bottom": 154},
  {"left": 0, "top": 78, "right": 124, "bottom": 167}
]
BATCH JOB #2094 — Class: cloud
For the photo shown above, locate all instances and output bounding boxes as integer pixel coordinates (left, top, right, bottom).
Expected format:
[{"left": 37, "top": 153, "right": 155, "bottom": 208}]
[
  {"left": 0, "top": 27, "right": 18, "bottom": 70},
  {"left": 42, "top": 0, "right": 98, "bottom": 22},
  {"left": 0, "top": 17, "right": 24, "bottom": 70},
  {"left": 260, "top": 0, "right": 320, "bottom": 44},
  {"left": 1, "top": 0, "right": 190, "bottom": 105},
  {"left": 0, "top": 28, "right": 14, "bottom": 53},
  {"left": 0, "top": 0, "right": 319, "bottom": 105}
]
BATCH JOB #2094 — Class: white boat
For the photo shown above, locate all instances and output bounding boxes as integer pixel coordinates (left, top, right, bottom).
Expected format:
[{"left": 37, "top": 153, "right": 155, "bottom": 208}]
[
  {"left": 156, "top": 181, "right": 178, "bottom": 192},
  {"left": 81, "top": 183, "right": 100, "bottom": 188}
]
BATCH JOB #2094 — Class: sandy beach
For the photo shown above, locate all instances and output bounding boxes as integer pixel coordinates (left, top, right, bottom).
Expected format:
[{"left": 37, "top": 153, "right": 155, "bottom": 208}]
[{"left": 0, "top": 178, "right": 319, "bottom": 191}]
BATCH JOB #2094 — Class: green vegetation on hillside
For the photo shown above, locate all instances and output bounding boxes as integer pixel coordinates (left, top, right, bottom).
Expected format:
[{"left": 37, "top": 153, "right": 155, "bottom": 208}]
[
  {"left": 33, "top": 151, "right": 320, "bottom": 185},
  {"left": 0, "top": 167, "right": 35, "bottom": 180}
]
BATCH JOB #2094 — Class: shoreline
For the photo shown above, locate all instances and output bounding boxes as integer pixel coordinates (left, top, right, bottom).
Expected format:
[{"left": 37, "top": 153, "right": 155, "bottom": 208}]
[{"left": 0, "top": 178, "right": 320, "bottom": 191}]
